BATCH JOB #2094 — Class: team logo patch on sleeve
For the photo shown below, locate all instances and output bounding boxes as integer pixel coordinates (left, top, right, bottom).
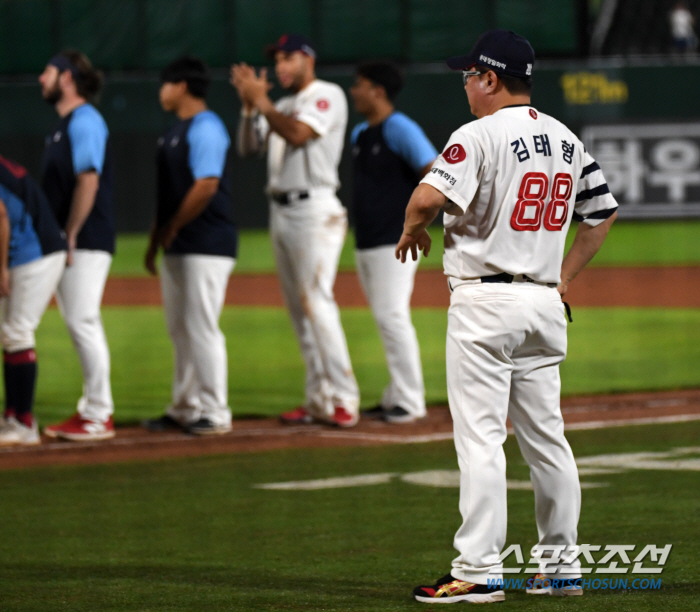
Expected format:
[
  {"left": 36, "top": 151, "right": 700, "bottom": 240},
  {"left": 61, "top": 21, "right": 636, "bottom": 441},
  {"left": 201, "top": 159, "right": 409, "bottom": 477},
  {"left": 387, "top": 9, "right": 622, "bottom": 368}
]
[
  {"left": 316, "top": 99, "right": 330, "bottom": 111},
  {"left": 443, "top": 144, "right": 466, "bottom": 164}
]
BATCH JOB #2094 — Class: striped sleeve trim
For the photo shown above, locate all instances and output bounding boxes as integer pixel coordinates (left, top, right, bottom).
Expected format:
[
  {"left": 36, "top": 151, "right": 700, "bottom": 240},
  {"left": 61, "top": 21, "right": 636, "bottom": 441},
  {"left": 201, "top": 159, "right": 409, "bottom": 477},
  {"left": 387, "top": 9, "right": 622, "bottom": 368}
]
[
  {"left": 576, "top": 183, "right": 610, "bottom": 202},
  {"left": 587, "top": 207, "right": 617, "bottom": 219},
  {"left": 580, "top": 161, "right": 600, "bottom": 178},
  {"left": 573, "top": 207, "right": 617, "bottom": 223}
]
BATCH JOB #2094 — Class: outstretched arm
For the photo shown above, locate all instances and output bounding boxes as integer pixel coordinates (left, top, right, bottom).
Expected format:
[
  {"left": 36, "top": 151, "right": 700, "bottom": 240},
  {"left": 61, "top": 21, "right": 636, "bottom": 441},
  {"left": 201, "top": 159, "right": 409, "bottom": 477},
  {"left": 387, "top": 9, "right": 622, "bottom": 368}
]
[{"left": 396, "top": 183, "right": 447, "bottom": 263}]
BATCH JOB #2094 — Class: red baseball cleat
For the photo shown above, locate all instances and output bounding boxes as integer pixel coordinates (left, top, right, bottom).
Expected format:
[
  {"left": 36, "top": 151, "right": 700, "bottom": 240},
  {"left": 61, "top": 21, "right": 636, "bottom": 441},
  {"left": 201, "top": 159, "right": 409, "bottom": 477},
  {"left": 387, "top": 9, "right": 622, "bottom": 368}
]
[
  {"left": 44, "top": 413, "right": 115, "bottom": 441},
  {"left": 279, "top": 406, "right": 314, "bottom": 425},
  {"left": 331, "top": 406, "right": 358, "bottom": 428}
]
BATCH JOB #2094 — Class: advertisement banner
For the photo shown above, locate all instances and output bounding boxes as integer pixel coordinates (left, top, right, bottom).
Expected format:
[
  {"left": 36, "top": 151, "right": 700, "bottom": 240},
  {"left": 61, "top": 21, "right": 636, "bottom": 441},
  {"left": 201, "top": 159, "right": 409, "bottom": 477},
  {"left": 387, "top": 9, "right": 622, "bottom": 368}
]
[{"left": 582, "top": 123, "right": 700, "bottom": 218}]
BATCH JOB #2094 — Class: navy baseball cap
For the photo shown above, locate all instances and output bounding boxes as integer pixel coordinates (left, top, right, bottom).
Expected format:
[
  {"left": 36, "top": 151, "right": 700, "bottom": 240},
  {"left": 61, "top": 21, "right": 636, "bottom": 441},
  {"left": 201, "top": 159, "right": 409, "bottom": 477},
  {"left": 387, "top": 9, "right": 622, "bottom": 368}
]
[
  {"left": 265, "top": 34, "right": 316, "bottom": 59},
  {"left": 446, "top": 30, "right": 534, "bottom": 78}
]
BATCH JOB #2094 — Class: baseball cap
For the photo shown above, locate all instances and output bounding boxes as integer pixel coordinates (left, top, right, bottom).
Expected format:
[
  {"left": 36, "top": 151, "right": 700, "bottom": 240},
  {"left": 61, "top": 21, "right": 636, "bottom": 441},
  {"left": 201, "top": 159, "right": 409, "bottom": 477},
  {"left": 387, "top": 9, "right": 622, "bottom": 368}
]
[
  {"left": 265, "top": 34, "right": 316, "bottom": 59},
  {"left": 446, "top": 30, "right": 534, "bottom": 78}
]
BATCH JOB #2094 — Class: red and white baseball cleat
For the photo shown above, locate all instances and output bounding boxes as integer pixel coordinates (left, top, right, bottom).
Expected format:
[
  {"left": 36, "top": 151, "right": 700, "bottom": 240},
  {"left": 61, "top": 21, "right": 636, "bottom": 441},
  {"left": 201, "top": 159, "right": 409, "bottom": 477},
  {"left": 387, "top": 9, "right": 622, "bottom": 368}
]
[
  {"left": 279, "top": 406, "right": 314, "bottom": 425},
  {"left": 331, "top": 405, "right": 358, "bottom": 428},
  {"left": 44, "top": 413, "right": 115, "bottom": 441}
]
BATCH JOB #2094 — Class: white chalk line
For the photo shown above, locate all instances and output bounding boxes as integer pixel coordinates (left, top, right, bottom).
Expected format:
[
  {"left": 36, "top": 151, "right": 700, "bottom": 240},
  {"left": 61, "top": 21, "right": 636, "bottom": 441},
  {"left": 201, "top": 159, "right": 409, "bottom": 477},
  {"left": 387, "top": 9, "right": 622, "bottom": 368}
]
[
  {"left": 254, "top": 447, "right": 700, "bottom": 491},
  {"left": 255, "top": 470, "right": 611, "bottom": 491}
]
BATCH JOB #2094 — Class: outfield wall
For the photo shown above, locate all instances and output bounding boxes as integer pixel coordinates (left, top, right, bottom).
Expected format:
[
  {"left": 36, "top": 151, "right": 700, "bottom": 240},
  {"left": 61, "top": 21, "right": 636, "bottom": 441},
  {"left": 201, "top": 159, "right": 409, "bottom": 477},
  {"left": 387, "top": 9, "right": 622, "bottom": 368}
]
[
  {"left": 0, "top": 0, "right": 581, "bottom": 73},
  {"left": 0, "top": 58, "right": 699, "bottom": 230}
]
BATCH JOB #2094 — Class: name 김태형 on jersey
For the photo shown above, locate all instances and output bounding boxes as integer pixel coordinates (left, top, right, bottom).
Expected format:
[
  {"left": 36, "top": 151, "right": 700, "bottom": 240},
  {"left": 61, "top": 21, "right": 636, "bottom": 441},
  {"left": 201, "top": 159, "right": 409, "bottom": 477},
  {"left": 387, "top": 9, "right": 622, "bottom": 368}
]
[{"left": 511, "top": 134, "right": 570, "bottom": 163}]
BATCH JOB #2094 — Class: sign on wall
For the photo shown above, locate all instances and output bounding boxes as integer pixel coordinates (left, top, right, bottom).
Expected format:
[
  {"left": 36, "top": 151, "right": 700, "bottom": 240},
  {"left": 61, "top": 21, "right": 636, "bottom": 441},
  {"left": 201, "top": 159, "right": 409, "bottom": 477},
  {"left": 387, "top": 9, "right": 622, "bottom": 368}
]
[{"left": 582, "top": 123, "right": 700, "bottom": 218}]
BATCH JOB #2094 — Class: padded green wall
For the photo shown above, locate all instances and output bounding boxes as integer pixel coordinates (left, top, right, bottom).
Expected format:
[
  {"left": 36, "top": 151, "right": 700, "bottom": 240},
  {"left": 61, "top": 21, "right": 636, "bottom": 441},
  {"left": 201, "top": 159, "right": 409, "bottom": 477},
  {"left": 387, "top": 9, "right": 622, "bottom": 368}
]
[{"left": 0, "top": 0, "right": 579, "bottom": 74}]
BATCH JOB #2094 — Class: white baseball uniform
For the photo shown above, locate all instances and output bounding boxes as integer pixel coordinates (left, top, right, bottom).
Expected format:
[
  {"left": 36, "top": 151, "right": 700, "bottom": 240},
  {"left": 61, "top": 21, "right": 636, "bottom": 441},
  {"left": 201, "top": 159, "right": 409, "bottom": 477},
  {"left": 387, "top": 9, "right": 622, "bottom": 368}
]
[
  {"left": 421, "top": 105, "right": 617, "bottom": 583},
  {"left": 257, "top": 79, "right": 359, "bottom": 420}
]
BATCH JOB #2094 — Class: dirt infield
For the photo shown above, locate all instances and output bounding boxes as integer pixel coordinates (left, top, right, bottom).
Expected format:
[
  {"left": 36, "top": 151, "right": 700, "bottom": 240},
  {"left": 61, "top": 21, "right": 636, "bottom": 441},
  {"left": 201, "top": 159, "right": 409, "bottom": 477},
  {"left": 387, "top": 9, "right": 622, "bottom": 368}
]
[
  {"left": 104, "top": 266, "right": 700, "bottom": 308},
  {"left": 1, "top": 389, "right": 699, "bottom": 471},
  {"left": 9, "top": 266, "right": 691, "bottom": 471}
]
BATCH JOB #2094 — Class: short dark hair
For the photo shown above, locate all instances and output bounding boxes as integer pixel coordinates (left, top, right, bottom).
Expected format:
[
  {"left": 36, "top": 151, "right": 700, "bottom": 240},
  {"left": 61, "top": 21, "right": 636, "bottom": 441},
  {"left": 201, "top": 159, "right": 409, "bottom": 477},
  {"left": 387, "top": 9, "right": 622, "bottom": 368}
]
[
  {"left": 59, "top": 49, "right": 103, "bottom": 101},
  {"left": 356, "top": 61, "right": 404, "bottom": 101},
  {"left": 477, "top": 65, "right": 532, "bottom": 95},
  {"left": 160, "top": 56, "right": 211, "bottom": 99}
]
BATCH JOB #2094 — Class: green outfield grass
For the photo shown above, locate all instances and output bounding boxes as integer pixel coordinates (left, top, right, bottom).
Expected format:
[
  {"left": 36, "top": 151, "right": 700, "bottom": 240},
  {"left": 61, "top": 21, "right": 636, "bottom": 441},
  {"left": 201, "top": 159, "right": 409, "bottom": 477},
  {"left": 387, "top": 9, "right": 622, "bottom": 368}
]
[
  {"left": 111, "top": 220, "right": 700, "bottom": 276},
  {"left": 0, "top": 420, "right": 697, "bottom": 611},
  {"left": 21, "top": 305, "right": 700, "bottom": 425}
]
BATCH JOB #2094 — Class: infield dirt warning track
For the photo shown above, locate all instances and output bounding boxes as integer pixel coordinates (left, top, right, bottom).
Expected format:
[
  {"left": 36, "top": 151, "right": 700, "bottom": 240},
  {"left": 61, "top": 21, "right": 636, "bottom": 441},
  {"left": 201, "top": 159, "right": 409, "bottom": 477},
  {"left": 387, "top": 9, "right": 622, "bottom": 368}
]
[
  {"left": 103, "top": 266, "right": 700, "bottom": 308},
  {"left": 10, "top": 265, "right": 696, "bottom": 470},
  {"left": 1, "top": 389, "right": 699, "bottom": 471}
]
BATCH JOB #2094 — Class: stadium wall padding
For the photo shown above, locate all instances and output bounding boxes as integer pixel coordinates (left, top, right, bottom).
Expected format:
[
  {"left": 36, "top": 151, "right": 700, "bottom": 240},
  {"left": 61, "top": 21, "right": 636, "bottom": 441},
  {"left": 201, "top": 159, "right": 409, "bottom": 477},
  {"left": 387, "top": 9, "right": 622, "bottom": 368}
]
[{"left": 0, "top": 0, "right": 579, "bottom": 74}]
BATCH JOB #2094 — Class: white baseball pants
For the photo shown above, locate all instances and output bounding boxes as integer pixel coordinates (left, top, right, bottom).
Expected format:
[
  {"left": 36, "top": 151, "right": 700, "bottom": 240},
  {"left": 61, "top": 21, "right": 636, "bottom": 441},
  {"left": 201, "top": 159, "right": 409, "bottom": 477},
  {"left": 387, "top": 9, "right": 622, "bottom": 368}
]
[
  {"left": 161, "top": 254, "right": 234, "bottom": 428},
  {"left": 355, "top": 246, "right": 425, "bottom": 417},
  {"left": 55, "top": 249, "right": 114, "bottom": 423},
  {"left": 270, "top": 193, "right": 359, "bottom": 419},
  {"left": 446, "top": 281, "right": 581, "bottom": 584},
  {"left": 1, "top": 251, "right": 66, "bottom": 351}
]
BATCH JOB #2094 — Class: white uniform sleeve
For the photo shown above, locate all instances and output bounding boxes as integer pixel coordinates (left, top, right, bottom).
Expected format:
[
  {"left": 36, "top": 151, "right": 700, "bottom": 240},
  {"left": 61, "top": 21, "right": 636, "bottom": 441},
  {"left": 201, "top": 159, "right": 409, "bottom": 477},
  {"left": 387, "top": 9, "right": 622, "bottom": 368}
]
[
  {"left": 574, "top": 150, "right": 618, "bottom": 226},
  {"left": 420, "top": 126, "right": 484, "bottom": 214},
  {"left": 295, "top": 84, "right": 347, "bottom": 137}
]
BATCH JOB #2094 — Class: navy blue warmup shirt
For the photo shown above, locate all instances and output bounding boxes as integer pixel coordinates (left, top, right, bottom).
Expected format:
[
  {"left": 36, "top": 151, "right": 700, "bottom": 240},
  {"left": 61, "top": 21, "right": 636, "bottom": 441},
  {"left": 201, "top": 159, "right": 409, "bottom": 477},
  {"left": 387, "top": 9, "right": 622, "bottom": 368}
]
[
  {"left": 156, "top": 110, "right": 238, "bottom": 258},
  {"left": 41, "top": 103, "right": 115, "bottom": 253},
  {"left": 0, "top": 155, "right": 67, "bottom": 267},
  {"left": 351, "top": 111, "right": 437, "bottom": 250}
]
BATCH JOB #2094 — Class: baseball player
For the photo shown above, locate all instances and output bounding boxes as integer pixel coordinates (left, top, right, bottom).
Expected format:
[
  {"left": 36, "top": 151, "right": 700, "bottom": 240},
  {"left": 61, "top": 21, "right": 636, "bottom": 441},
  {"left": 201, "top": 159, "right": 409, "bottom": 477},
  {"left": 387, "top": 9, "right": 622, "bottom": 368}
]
[
  {"left": 0, "top": 155, "right": 66, "bottom": 446},
  {"left": 349, "top": 61, "right": 436, "bottom": 424},
  {"left": 143, "top": 56, "right": 237, "bottom": 436},
  {"left": 231, "top": 34, "right": 359, "bottom": 427},
  {"left": 38, "top": 50, "right": 116, "bottom": 441},
  {"left": 398, "top": 30, "right": 618, "bottom": 603}
]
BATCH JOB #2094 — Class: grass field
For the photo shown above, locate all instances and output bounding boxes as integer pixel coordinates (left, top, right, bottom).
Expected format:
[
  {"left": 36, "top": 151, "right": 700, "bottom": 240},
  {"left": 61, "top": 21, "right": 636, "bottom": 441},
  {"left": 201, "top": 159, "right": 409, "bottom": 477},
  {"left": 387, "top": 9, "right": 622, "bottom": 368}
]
[
  {"left": 0, "top": 421, "right": 697, "bottom": 611},
  {"left": 110, "top": 219, "right": 700, "bottom": 276},
  {"left": 2, "top": 221, "right": 698, "bottom": 611},
  {"left": 24, "top": 306, "right": 700, "bottom": 424}
]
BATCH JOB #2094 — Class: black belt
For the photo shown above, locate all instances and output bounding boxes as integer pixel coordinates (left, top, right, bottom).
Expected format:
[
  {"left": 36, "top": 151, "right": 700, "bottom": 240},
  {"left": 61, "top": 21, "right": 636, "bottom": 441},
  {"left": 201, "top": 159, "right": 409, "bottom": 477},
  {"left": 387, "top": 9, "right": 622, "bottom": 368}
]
[
  {"left": 271, "top": 191, "right": 309, "bottom": 205},
  {"left": 480, "top": 273, "right": 557, "bottom": 288},
  {"left": 480, "top": 272, "right": 517, "bottom": 283}
]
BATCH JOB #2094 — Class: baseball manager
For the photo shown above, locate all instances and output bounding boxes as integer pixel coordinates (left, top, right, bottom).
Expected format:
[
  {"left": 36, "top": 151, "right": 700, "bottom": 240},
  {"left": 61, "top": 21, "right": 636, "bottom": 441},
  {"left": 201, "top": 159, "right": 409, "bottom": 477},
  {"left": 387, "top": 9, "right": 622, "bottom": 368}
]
[{"left": 398, "top": 30, "right": 618, "bottom": 603}]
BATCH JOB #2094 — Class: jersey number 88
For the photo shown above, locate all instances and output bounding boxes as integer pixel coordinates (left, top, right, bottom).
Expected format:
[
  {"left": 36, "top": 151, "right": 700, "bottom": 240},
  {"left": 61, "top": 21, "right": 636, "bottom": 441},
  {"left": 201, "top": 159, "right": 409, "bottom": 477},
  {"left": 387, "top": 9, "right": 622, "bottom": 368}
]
[{"left": 511, "top": 172, "right": 573, "bottom": 232}]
